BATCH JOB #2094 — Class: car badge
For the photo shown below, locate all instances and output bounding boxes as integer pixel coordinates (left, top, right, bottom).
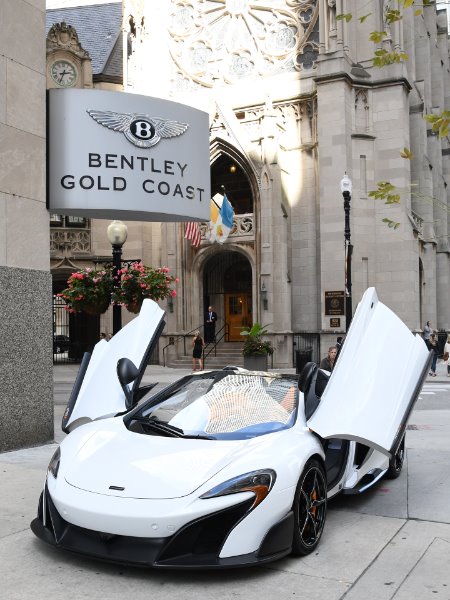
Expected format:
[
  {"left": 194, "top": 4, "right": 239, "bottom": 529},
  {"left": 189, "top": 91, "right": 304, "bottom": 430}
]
[{"left": 87, "top": 110, "right": 189, "bottom": 149}]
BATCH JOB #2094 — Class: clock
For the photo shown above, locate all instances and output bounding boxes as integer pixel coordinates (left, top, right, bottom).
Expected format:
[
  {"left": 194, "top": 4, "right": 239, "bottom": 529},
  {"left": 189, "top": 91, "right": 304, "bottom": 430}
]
[{"left": 50, "top": 59, "right": 78, "bottom": 88}]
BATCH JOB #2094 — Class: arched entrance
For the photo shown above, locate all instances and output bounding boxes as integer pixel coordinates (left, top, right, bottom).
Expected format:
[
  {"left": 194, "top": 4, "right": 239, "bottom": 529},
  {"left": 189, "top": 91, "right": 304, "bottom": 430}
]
[{"left": 203, "top": 251, "right": 252, "bottom": 341}]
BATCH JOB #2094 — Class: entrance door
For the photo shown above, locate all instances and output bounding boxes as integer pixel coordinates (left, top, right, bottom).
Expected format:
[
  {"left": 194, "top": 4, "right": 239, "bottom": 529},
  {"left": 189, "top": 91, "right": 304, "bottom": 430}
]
[{"left": 225, "top": 293, "right": 252, "bottom": 341}]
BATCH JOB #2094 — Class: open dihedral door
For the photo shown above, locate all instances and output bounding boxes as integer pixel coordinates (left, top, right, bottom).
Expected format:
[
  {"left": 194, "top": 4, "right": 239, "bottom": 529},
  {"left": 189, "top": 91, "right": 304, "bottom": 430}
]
[
  {"left": 307, "top": 288, "right": 431, "bottom": 457},
  {"left": 63, "top": 299, "right": 165, "bottom": 432}
]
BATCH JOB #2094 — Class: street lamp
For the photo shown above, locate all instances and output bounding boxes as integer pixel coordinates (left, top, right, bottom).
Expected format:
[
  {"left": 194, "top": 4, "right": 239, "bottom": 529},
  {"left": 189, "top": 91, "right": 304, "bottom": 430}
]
[
  {"left": 107, "top": 220, "right": 128, "bottom": 335},
  {"left": 340, "top": 173, "right": 353, "bottom": 331}
]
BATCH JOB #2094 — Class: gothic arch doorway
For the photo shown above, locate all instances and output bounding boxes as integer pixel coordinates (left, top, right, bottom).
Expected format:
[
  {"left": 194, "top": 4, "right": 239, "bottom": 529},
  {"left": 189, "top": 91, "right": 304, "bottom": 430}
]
[{"left": 203, "top": 251, "right": 252, "bottom": 342}]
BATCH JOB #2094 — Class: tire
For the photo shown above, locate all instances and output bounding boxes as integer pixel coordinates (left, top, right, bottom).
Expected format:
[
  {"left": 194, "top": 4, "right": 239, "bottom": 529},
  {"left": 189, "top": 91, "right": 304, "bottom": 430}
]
[
  {"left": 291, "top": 458, "right": 327, "bottom": 556},
  {"left": 386, "top": 435, "right": 405, "bottom": 479}
]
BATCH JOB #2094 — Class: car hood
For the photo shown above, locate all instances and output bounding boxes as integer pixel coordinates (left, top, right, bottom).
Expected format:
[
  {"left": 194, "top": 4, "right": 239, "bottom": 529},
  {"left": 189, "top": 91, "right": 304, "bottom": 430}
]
[
  {"left": 307, "top": 288, "right": 430, "bottom": 456},
  {"left": 64, "top": 424, "right": 251, "bottom": 499},
  {"left": 64, "top": 299, "right": 165, "bottom": 431}
]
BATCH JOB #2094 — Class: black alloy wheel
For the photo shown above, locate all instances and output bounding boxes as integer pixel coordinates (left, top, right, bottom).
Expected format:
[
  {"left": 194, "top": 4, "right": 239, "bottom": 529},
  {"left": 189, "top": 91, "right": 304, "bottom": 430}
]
[
  {"left": 291, "top": 458, "right": 327, "bottom": 556},
  {"left": 386, "top": 435, "right": 405, "bottom": 479}
]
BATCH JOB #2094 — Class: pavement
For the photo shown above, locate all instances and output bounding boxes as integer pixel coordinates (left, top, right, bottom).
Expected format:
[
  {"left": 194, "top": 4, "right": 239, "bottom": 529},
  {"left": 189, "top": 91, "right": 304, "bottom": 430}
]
[{"left": 0, "top": 360, "right": 449, "bottom": 599}]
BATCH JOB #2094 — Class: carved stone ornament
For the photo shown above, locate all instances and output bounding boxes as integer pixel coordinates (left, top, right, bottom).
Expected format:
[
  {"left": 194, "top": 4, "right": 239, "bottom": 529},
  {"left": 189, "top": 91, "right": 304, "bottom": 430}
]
[
  {"left": 168, "top": 0, "right": 319, "bottom": 89},
  {"left": 46, "top": 22, "right": 90, "bottom": 59}
]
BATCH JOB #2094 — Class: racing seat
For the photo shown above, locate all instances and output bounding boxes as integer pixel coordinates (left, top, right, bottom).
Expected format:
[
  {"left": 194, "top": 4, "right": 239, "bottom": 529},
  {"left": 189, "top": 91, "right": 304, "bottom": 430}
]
[{"left": 298, "top": 362, "right": 330, "bottom": 420}]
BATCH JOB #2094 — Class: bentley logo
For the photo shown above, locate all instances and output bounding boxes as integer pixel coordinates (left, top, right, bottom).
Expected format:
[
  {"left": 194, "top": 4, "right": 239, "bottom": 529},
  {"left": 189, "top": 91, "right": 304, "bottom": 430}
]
[{"left": 87, "top": 110, "right": 189, "bottom": 149}]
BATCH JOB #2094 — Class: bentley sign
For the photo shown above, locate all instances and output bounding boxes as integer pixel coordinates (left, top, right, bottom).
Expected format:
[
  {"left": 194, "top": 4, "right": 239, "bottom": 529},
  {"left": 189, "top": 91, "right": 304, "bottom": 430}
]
[{"left": 47, "top": 89, "right": 210, "bottom": 221}]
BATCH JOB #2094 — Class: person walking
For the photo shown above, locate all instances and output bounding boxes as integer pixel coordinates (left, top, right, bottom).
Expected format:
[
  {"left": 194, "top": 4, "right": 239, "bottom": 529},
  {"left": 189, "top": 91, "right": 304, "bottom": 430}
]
[
  {"left": 423, "top": 321, "right": 433, "bottom": 349},
  {"left": 428, "top": 333, "right": 438, "bottom": 377},
  {"left": 444, "top": 333, "right": 450, "bottom": 377},
  {"left": 319, "top": 346, "right": 337, "bottom": 372},
  {"left": 192, "top": 330, "right": 205, "bottom": 371}
]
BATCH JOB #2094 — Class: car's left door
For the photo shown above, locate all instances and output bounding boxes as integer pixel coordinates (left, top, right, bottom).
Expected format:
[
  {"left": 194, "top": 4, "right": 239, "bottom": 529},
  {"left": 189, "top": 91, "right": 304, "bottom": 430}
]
[{"left": 63, "top": 299, "right": 165, "bottom": 431}]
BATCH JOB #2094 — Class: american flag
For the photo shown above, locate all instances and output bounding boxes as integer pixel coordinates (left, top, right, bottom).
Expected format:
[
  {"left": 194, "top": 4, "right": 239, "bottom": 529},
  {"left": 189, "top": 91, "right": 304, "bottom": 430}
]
[{"left": 184, "top": 222, "right": 201, "bottom": 247}]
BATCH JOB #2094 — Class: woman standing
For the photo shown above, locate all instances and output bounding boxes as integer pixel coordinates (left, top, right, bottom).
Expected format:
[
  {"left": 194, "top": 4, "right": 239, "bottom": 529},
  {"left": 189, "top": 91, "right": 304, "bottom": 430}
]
[
  {"left": 444, "top": 334, "right": 450, "bottom": 377},
  {"left": 428, "top": 333, "right": 438, "bottom": 377},
  {"left": 192, "top": 330, "right": 205, "bottom": 371}
]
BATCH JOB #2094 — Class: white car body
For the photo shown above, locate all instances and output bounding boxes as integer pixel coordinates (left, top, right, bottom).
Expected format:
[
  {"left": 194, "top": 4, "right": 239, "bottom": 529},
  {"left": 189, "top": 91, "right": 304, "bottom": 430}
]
[{"left": 31, "top": 288, "right": 431, "bottom": 568}]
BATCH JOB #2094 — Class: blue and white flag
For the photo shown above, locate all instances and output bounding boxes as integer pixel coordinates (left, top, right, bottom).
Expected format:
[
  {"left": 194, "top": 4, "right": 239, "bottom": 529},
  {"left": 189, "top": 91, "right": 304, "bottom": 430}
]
[{"left": 214, "top": 194, "right": 234, "bottom": 244}]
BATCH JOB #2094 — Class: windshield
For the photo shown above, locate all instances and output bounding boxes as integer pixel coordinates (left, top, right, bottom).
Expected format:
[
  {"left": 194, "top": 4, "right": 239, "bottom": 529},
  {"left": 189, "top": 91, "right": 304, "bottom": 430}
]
[{"left": 130, "top": 372, "right": 298, "bottom": 440}]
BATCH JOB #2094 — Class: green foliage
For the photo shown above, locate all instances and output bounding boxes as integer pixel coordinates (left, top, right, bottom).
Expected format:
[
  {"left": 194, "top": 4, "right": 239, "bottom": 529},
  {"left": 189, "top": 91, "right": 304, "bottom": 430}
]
[
  {"left": 58, "top": 263, "right": 178, "bottom": 314},
  {"left": 336, "top": 13, "right": 352, "bottom": 23},
  {"left": 240, "top": 323, "right": 274, "bottom": 356},
  {"left": 111, "top": 262, "right": 178, "bottom": 311},
  {"left": 424, "top": 112, "right": 450, "bottom": 138},
  {"left": 400, "top": 147, "right": 414, "bottom": 159},
  {"left": 373, "top": 48, "right": 409, "bottom": 67},
  {"left": 368, "top": 181, "right": 401, "bottom": 204},
  {"left": 382, "top": 218, "right": 400, "bottom": 229},
  {"left": 58, "top": 267, "right": 113, "bottom": 314}
]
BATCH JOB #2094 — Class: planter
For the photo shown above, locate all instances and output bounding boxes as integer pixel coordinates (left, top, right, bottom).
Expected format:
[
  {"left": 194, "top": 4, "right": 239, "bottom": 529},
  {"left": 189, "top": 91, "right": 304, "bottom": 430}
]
[
  {"left": 243, "top": 354, "right": 268, "bottom": 371},
  {"left": 82, "top": 301, "right": 110, "bottom": 316},
  {"left": 126, "top": 300, "right": 143, "bottom": 314}
]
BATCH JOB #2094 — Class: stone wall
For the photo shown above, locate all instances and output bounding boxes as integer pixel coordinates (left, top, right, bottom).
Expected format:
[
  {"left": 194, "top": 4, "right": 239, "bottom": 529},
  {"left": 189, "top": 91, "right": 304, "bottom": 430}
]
[{"left": 0, "top": 0, "right": 53, "bottom": 452}]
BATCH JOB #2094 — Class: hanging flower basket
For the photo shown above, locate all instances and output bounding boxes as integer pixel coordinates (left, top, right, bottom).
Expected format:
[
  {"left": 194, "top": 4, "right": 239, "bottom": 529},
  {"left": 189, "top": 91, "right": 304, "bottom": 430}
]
[
  {"left": 112, "top": 262, "right": 178, "bottom": 312},
  {"left": 125, "top": 300, "right": 142, "bottom": 314},
  {"left": 82, "top": 301, "right": 111, "bottom": 316},
  {"left": 58, "top": 263, "right": 179, "bottom": 316},
  {"left": 58, "top": 268, "right": 113, "bottom": 315}
]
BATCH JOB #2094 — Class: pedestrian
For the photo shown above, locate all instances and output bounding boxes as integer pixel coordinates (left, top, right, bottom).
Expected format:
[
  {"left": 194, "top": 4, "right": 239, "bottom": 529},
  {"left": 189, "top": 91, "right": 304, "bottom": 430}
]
[
  {"left": 204, "top": 305, "right": 217, "bottom": 343},
  {"left": 428, "top": 333, "right": 438, "bottom": 377},
  {"left": 192, "top": 330, "right": 205, "bottom": 371},
  {"left": 319, "top": 346, "right": 337, "bottom": 372},
  {"left": 423, "top": 320, "right": 433, "bottom": 349},
  {"left": 336, "top": 336, "right": 344, "bottom": 351},
  {"left": 100, "top": 332, "right": 107, "bottom": 341},
  {"left": 444, "top": 333, "right": 450, "bottom": 377}
]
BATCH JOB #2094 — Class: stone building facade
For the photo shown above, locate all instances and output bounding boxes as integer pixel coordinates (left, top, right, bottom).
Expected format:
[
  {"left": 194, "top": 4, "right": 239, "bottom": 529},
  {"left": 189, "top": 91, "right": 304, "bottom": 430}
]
[
  {"left": 47, "top": 0, "right": 450, "bottom": 368},
  {"left": 0, "top": 0, "right": 53, "bottom": 452}
]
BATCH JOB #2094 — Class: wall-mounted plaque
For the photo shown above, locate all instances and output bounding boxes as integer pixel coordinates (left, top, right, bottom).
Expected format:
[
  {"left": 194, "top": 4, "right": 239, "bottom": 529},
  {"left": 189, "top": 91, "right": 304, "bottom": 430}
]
[
  {"left": 330, "top": 318, "right": 341, "bottom": 328},
  {"left": 325, "top": 291, "right": 345, "bottom": 316}
]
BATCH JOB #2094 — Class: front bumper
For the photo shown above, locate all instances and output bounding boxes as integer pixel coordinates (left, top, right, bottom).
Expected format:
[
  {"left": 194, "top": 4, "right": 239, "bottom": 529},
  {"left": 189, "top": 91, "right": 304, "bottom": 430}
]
[{"left": 31, "top": 485, "right": 294, "bottom": 569}]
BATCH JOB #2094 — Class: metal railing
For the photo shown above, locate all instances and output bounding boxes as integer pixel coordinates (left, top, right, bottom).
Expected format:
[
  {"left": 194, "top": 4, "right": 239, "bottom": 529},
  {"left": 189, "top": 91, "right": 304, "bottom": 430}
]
[
  {"left": 202, "top": 323, "right": 229, "bottom": 368},
  {"left": 162, "top": 322, "right": 229, "bottom": 367}
]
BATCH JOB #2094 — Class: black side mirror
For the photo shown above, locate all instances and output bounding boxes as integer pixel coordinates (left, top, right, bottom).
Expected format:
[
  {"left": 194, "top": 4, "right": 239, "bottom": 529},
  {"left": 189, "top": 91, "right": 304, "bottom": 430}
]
[{"left": 117, "top": 358, "right": 139, "bottom": 409}]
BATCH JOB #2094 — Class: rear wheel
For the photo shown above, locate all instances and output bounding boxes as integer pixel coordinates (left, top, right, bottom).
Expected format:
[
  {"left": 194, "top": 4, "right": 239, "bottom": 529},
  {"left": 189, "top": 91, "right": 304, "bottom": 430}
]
[
  {"left": 291, "top": 458, "right": 327, "bottom": 556},
  {"left": 386, "top": 436, "right": 405, "bottom": 479}
]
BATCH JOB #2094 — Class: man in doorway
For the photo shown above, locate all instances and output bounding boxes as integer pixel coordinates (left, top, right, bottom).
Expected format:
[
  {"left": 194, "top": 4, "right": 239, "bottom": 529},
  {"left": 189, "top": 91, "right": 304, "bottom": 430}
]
[{"left": 204, "top": 305, "right": 218, "bottom": 343}]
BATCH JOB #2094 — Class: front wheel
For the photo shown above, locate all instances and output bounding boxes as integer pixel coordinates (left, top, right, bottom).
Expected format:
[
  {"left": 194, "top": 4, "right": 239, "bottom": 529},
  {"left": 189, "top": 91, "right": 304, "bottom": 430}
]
[
  {"left": 386, "top": 436, "right": 405, "bottom": 479},
  {"left": 291, "top": 458, "right": 327, "bottom": 556}
]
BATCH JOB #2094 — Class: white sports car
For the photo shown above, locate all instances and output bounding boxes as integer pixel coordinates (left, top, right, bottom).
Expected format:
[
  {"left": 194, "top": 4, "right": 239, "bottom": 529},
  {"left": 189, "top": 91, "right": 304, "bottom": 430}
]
[{"left": 31, "top": 288, "right": 431, "bottom": 568}]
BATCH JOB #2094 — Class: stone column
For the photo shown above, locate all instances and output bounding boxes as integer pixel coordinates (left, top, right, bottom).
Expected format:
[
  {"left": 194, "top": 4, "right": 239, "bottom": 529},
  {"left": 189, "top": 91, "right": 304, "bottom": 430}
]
[{"left": 0, "top": 0, "right": 53, "bottom": 451}]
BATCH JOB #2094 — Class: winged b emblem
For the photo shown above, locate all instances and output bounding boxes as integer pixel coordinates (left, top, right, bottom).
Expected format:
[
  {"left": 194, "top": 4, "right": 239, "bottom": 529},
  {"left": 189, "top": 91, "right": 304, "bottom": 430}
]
[{"left": 87, "top": 110, "right": 189, "bottom": 149}]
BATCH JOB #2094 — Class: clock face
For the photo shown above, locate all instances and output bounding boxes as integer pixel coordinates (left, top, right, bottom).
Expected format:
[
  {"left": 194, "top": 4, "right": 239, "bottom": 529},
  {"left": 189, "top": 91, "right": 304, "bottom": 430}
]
[{"left": 50, "top": 60, "right": 78, "bottom": 88}]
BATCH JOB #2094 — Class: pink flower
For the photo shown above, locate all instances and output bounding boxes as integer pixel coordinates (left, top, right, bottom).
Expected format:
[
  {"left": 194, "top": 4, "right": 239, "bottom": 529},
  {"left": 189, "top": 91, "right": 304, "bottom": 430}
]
[{"left": 171, "top": 290, "right": 177, "bottom": 297}]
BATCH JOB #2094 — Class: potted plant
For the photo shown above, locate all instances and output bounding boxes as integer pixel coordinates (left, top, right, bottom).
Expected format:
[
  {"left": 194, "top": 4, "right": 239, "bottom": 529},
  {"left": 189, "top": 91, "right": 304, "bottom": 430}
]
[
  {"left": 58, "top": 267, "right": 113, "bottom": 315},
  {"left": 240, "top": 322, "right": 274, "bottom": 371},
  {"left": 111, "top": 262, "right": 178, "bottom": 313}
]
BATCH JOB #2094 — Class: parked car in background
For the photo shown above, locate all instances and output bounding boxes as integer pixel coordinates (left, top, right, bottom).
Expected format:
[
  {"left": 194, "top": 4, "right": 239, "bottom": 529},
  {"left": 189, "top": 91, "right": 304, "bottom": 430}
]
[{"left": 53, "top": 334, "right": 70, "bottom": 354}]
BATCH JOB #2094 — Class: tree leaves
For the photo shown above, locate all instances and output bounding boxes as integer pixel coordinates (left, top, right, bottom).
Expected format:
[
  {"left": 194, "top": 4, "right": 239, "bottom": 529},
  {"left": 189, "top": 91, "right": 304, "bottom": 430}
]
[
  {"left": 424, "top": 112, "right": 450, "bottom": 138},
  {"left": 368, "top": 182, "right": 401, "bottom": 204},
  {"left": 382, "top": 218, "right": 400, "bottom": 229},
  {"left": 400, "top": 147, "right": 414, "bottom": 159}
]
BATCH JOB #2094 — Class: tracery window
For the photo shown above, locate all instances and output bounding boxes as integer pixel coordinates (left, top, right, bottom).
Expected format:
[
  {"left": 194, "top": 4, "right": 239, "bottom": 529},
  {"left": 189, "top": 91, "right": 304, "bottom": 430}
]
[{"left": 169, "top": 0, "right": 319, "bottom": 89}]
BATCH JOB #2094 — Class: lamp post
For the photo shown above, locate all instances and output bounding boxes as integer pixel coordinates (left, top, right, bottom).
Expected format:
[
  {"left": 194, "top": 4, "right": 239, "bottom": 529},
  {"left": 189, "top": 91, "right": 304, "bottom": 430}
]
[
  {"left": 107, "top": 220, "right": 128, "bottom": 336},
  {"left": 340, "top": 173, "right": 353, "bottom": 331}
]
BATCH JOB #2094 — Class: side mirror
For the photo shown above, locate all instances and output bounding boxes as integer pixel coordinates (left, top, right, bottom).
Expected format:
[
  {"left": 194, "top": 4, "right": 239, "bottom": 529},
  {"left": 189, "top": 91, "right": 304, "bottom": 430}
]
[{"left": 117, "top": 358, "right": 139, "bottom": 409}]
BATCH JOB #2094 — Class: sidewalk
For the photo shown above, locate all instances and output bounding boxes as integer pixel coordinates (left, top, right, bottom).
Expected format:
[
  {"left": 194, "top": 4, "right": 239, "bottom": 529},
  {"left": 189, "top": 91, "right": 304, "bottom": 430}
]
[{"left": 53, "top": 357, "right": 449, "bottom": 386}]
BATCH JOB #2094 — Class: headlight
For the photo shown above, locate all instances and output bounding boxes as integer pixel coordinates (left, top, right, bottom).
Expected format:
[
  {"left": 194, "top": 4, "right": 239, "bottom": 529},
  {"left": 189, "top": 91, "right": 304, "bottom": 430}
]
[
  {"left": 48, "top": 447, "right": 61, "bottom": 479},
  {"left": 200, "top": 469, "right": 276, "bottom": 509}
]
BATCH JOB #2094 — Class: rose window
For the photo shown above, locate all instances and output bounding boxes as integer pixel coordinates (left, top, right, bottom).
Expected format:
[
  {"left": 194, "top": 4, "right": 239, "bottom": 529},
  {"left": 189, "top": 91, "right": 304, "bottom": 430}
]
[{"left": 168, "top": 0, "right": 319, "bottom": 87}]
